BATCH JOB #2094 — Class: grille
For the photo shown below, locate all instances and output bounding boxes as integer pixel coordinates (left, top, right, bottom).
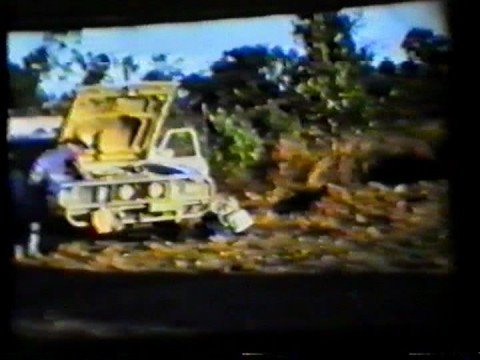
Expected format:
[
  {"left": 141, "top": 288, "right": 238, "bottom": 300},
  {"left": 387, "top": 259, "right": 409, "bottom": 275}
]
[{"left": 75, "top": 186, "right": 96, "bottom": 204}]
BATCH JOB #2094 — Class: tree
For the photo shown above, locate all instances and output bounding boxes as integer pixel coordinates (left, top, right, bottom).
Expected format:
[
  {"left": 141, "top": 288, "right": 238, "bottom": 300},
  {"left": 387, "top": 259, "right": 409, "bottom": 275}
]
[
  {"left": 14, "top": 33, "right": 112, "bottom": 98},
  {"left": 181, "top": 45, "right": 305, "bottom": 111},
  {"left": 142, "top": 54, "right": 184, "bottom": 81},
  {"left": 293, "top": 13, "right": 377, "bottom": 130},
  {"left": 8, "top": 62, "right": 45, "bottom": 109},
  {"left": 180, "top": 45, "right": 305, "bottom": 175},
  {"left": 120, "top": 55, "right": 139, "bottom": 82},
  {"left": 81, "top": 53, "right": 111, "bottom": 85},
  {"left": 378, "top": 58, "right": 396, "bottom": 75},
  {"left": 401, "top": 27, "right": 451, "bottom": 71},
  {"left": 399, "top": 60, "right": 419, "bottom": 77},
  {"left": 393, "top": 27, "right": 451, "bottom": 118}
]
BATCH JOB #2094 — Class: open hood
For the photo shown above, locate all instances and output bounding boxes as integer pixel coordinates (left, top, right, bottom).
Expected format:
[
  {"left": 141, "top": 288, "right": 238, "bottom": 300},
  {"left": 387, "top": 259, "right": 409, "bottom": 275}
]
[{"left": 58, "top": 81, "right": 177, "bottom": 163}]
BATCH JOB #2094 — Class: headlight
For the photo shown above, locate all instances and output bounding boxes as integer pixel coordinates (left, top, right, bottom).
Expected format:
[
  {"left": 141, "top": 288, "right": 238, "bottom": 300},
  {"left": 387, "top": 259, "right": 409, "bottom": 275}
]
[
  {"left": 118, "top": 184, "right": 135, "bottom": 200},
  {"left": 148, "top": 182, "right": 165, "bottom": 198},
  {"left": 96, "top": 186, "right": 109, "bottom": 203},
  {"left": 57, "top": 189, "right": 71, "bottom": 206}
]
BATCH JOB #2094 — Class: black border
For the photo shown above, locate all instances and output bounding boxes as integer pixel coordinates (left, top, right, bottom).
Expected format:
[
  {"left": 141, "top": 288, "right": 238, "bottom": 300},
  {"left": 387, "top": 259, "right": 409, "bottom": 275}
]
[
  {"left": 8, "top": 0, "right": 421, "bottom": 30},
  {"left": 3, "top": 0, "right": 474, "bottom": 358}
]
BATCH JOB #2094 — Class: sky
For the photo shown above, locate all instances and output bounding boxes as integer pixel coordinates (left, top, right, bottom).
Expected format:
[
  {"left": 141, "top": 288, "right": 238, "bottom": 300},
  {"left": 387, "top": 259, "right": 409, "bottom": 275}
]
[
  {"left": 7, "top": 1, "right": 448, "bottom": 98},
  {"left": 8, "top": 16, "right": 303, "bottom": 76},
  {"left": 344, "top": 0, "right": 449, "bottom": 63}
]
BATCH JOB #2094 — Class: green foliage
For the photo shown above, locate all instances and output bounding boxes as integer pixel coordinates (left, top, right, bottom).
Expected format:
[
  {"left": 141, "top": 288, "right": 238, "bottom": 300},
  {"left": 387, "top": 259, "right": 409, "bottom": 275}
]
[
  {"left": 294, "top": 13, "right": 378, "bottom": 131},
  {"left": 206, "top": 109, "right": 264, "bottom": 176},
  {"left": 165, "top": 131, "right": 196, "bottom": 157},
  {"left": 249, "top": 101, "right": 302, "bottom": 136},
  {"left": 180, "top": 45, "right": 306, "bottom": 175},
  {"left": 180, "top": 13, "right": 382, "bottom": 178}
]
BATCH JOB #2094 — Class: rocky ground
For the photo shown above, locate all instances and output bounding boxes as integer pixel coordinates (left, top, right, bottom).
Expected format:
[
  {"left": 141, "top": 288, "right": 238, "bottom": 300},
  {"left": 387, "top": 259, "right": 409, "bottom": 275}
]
[{"left": 14, "top": 180, "right": 449, "bottom": 274}]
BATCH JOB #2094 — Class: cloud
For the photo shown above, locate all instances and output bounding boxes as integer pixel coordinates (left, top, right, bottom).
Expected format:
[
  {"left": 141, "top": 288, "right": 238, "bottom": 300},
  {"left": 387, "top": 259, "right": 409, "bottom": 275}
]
[{"left": 343, "top": 0, "right": 448, "bottom": 64}]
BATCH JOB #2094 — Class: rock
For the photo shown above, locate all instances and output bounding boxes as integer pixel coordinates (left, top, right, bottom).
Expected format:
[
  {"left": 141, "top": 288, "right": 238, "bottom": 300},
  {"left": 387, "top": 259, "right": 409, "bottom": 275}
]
[
  {"left": 316, "top": 236, "right": 334, "bottom": 244},
  {"left": 298, "top": 236, "right": 316, "bottom": 243},
  {"left": 368, "top": 182, "right": 390, "bottom": 191},
  {"left": 366, "top": 226, "right": 382, "bottom": 239},
  {"left": 208, "top": 234, "right": 234, "bottom": 243},
  {"left": 396, "top": 200, "right": 408, "bottom": 212},
  {"left": 144, "top": 242, "right": 164, "bottom": 250},
  {"left": 262, "top": 266, "right": 290, "bottom": 273},
  {"left": 394, "top": 184, "right": 408, "bottom": 193},
  {"left": 263, "top": 255, "right": 283, "bottom": 266},
  {"left": 346, "top": 251, "right": 370, "bottom": 262},
  {"left": 244, "top": 191, "right": 262, "bottom": 201},
  {"left": 334, "top": 239, "right": 351, "bottom": 248},
  {"left": 174, "top": 259, "right": 189, "bottom": 269},
  {"left": 355, "top": 214, "right": 368, "bottom": 224},
  {"left": 194, "top": 258, "right": 224, "bottom": 270},
  {"left": 326, "top": 183, "right": 351, "bottom": 202},
  {"left": 319, "top": 255, "right": 338, "bottom": 267}
]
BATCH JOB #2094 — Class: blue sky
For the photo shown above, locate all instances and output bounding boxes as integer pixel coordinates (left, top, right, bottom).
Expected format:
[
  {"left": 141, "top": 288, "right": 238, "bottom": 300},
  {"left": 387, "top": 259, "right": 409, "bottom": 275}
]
[
  {"left": 7, "top": 1, "right": 448, "bottom": 98},
  {"left": 344, "top": 0, "right": 448, "bottom": 63},
  {"left": 8, "top": 16, "right": 304, "bottom": 75}
]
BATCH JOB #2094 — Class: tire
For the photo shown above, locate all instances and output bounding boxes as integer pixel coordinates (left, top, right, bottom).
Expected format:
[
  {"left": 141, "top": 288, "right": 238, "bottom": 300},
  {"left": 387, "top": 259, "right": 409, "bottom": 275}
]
[
  {"left": 152, "top": 220, "right": 184, "bottom": 240},
  {"left": 200, "top": 213, "right": 236, "bottom": 238}
]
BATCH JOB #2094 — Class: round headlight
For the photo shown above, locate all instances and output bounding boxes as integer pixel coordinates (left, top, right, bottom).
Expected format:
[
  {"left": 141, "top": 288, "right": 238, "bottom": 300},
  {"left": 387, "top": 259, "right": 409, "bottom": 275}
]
[
  {"left": 57, "top": 189, "right": 71, "bottom": 206},
  {"left": 118, "top": 184, "right": 135, "bottom": 200},
  {"left": 148, "top": 182, "right": 165, "bottom": 198}
]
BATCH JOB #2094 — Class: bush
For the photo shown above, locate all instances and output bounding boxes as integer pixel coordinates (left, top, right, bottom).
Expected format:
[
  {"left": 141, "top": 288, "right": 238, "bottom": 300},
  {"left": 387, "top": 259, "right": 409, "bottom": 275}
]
[{"left": 206, "top": 109, "right": 264, "bottom": 176}]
